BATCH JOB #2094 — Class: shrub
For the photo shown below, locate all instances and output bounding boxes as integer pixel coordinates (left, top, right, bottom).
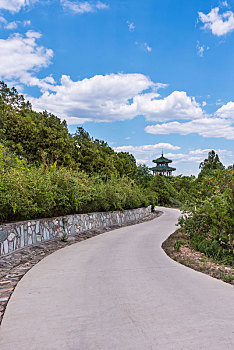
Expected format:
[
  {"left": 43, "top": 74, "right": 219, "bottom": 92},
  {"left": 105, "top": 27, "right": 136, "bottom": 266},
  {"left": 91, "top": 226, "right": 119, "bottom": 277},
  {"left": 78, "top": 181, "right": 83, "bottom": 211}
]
[
  {"left": 0, "top": 148, "right": 154, "bottom": 223},
  {"left": 179, "top": 168, "right": 234, "bottom": 266}
]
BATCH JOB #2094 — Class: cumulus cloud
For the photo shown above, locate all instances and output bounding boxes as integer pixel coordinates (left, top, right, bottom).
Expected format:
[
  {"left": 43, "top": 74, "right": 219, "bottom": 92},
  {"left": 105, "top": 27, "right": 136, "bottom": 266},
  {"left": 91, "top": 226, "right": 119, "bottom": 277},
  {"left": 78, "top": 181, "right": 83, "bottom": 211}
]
[
  {"left": 145, "top": 118, "right": 234, "bottom": 140},
  {"left": 28, "top": 73, "right": 205, "bottom": 124},
  {"left": 0, "top": 0, "right": 37, "bottom": 13},
  {"left": 163, "top": 149, "right": 233, "bottom": 165},
  {"left": 114, "top": 143, "right": 180, "bottom": 165},
  {"left": 198, "top": 7, "right": 234, "bottom": 36},
  {"left": 138, "top": 90, "right": 204, "bottom": 122},
  {"left": 61, "top": 1, "right": 109, "bottom": 14},
  {"left": 5, "top": 21, "right": 18, "bottom": 30},
  {"left": 215, "top": 101, "right": 234, "bottom": 119},
  {"left": 112, "top": 144, "right": 233, "bottom": 169},
  {"left": 30, "top": 73, "right": 156, "bottom": 123},
  {"left": 0, "top": 31, "right": 53, "bottom": 88}
]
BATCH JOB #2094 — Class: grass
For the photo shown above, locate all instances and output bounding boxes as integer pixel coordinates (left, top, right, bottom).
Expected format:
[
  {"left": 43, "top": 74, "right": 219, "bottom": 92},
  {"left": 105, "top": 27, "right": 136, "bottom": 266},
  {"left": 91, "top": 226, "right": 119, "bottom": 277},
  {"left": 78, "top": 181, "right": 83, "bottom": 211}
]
[{"left": 162, "top": 229, "right": 234, "bottom": 286}]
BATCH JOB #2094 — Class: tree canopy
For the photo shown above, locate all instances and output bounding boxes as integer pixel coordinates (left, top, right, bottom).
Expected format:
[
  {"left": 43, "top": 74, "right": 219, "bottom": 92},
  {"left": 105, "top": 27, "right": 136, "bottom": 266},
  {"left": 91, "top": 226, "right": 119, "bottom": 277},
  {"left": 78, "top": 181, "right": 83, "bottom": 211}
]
[
  {"left": 0, "top": 81, "right": 137, "bottom": 178},
  {"left": 199, "top": 150, "right": 224, "bottom": 176}
]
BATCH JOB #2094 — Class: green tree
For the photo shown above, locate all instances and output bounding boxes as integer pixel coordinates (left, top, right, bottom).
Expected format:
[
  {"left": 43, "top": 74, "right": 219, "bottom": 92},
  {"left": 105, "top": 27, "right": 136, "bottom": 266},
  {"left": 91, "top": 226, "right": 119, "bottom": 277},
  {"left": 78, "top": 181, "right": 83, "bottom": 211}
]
[
  {"left": 199, "top": 150, "right": 224, "bottom": 176},
  {"left": 135, "top": 164, "right": 153, "bottom": 188},
  {"left": 115, "top": 152, "right": 137, "bottom": 178}
]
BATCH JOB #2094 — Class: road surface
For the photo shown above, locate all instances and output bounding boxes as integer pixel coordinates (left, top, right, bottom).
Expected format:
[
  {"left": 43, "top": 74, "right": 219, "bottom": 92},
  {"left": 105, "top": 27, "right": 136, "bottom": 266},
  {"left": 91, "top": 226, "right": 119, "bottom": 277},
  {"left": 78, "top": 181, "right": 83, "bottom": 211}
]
[{"left": 0, "top": 207, "right": 233, "bottom": 350}]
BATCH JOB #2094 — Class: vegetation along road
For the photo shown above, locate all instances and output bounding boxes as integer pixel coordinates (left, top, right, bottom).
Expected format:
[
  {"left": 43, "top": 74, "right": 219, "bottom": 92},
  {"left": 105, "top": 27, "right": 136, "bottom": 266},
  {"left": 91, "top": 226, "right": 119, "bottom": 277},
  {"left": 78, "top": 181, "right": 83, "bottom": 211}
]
[{"left": 0, "top": 207, "right": 233, "bottom": 350}]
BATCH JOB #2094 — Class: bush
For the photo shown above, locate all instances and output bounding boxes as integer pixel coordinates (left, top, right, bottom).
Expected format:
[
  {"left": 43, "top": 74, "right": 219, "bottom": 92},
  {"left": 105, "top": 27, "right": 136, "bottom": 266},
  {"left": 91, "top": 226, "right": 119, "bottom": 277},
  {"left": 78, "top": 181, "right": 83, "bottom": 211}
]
[
  {"left": 179, "top": 168, "right": 234, "bottom": 266},
  {"left": 0, "top": 148, "right": 154, "bottom": 223},
  {"left": 149, "top": 175, "right": 180, "bottom": 207}
]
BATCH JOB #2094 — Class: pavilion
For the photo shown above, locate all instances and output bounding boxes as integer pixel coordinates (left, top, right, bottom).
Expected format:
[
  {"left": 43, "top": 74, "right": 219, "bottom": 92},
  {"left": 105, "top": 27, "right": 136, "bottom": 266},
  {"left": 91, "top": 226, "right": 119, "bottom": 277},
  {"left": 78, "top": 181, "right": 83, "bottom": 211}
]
[{"left": 150, "top": 153, "right": 176, "bottom": 176}]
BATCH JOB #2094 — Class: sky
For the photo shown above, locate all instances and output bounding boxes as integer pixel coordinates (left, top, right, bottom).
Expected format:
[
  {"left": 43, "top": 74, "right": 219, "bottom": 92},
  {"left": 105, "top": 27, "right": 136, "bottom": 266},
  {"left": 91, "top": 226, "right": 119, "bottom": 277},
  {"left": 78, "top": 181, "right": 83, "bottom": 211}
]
[{"left": 0, "top": 0, "right": 233, "bottom": 175}]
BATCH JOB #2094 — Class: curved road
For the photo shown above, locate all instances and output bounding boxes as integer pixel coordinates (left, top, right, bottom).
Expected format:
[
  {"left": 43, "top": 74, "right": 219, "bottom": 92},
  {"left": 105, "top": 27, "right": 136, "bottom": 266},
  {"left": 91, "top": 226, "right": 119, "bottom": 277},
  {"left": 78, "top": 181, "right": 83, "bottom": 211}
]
[{"left": 0, "top": 207, "right": 233, "bottom": 350}]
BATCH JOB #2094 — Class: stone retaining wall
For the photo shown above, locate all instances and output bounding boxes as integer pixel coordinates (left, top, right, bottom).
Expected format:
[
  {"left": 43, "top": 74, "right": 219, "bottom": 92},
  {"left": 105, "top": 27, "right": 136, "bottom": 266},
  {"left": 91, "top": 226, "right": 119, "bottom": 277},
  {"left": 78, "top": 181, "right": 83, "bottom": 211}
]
[{"left": 0, "top": 206, "right": 151, "bottom": 256}]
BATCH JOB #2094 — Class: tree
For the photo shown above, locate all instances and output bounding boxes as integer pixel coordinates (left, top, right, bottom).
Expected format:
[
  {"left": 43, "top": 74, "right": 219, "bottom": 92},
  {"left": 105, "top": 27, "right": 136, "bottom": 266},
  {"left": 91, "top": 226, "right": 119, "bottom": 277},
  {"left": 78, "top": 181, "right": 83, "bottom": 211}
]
[
  {"left": 0, "top": 81, "right": 139, "bottom": 178},
  {"left": 115, "top": 152, "right": 137, "bottom": 178},
  {"left": 135, "top": 164, "right": 153, "bottom": 188},
  {"left": 199, "top": 150, "right": 224, "bottom": 176}
]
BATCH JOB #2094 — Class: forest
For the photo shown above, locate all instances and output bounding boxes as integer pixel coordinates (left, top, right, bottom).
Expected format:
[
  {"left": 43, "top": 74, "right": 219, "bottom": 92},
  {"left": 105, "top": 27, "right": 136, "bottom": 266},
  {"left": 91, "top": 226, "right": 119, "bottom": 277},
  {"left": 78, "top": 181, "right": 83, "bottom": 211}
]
[{"left": 0, "top": 81, "right": 233, "bottom": 265}]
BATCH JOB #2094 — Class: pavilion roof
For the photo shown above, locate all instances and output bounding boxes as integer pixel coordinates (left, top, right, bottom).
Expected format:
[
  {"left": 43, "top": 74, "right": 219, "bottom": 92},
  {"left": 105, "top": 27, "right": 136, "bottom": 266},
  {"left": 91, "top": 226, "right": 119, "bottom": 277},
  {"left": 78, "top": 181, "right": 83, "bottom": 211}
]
[{"left": 152, "top": 154, "right": 172, "bottom": 164}]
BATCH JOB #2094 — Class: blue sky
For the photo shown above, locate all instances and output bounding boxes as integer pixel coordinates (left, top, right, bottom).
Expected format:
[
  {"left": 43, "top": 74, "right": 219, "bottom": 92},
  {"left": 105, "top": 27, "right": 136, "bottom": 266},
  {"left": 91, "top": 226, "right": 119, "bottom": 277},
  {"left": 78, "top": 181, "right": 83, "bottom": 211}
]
[{"left": 0, "top": 0, "right": 233, "bottom": 175}]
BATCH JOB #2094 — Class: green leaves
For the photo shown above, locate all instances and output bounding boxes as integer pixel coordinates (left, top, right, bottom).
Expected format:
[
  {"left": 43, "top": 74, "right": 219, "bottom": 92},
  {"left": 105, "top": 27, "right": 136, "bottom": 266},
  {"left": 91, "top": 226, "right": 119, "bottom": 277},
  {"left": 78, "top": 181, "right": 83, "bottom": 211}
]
[
  {"left": 199, "top": 150, "right": 224, "bottom": 177},
  {"left": 0, "top": 157, "right": 152, "bottom": 223},
  {"left": 179, "top": 167, "right": 234, "bottom": 266}
]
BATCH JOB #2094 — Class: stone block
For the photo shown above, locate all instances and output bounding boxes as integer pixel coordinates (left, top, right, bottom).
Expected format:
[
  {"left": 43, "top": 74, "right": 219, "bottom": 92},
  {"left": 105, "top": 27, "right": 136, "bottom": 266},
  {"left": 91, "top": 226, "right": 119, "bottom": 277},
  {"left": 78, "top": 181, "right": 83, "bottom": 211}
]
[
  {"left": 8, "top": 241, "right": 14, "bottom": 253},
  {"left": 0, "top": 230, "right": 8, "bottom": 243},
  {"left": 36, "top": 221, "right": 40, "bottom": 234},
  {"left": 20, "top": 234, "right": 25, "bottom": 248},
  {"left": 8, "top": 232, "right": 16, "bottom": 241},
  {"left": 3, "top": 240, "right": 8, "bottom": 255}
]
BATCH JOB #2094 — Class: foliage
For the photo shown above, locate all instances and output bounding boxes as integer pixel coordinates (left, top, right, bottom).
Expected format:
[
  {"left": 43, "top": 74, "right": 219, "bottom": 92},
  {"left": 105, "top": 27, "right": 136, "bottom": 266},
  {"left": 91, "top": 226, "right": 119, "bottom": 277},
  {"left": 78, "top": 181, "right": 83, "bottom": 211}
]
[
  {"left": 199, "top": 150, "right": 224, "bottom": 177},
  {"left": 174, "top": 239, "right": 186, "bottom": 252},
  {"left": 73, "top": 127, "right": 137, "bottom": 177},
  {"left": 149, "top": 175, "right": 181, "bottom": 207},
  {"left": 168, "top": 175, "right": 195, "bottom": 200},
  {"left": 135, "top": 164, "right": 154, "bottom": 188},
  {"left": 0, "top": 145, "right": 155, "bottom": 223},
  {"left": 0, "top": 82, "right": 138, "bottom": 178},
  {"left": 179, "top": 166, "right": 234, "bottom": 266},
  {"left": 1, "top": 82, "right": 233, "bottom": 268}
]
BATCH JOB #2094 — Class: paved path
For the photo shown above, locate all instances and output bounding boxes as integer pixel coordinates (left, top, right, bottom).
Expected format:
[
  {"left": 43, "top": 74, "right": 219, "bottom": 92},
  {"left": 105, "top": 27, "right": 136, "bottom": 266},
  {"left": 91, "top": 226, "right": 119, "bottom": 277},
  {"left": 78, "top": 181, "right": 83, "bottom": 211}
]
[{"left": 0, "top": 207, "right": 233, "bottom": 350}]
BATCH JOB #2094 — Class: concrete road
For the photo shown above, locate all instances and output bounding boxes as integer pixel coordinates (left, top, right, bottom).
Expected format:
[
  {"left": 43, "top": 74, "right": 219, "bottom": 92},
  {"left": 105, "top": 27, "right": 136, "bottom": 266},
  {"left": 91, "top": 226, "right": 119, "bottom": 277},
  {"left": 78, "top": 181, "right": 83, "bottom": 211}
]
[{"left": 0, "top": 207, "right": 233, "bottom": 350}]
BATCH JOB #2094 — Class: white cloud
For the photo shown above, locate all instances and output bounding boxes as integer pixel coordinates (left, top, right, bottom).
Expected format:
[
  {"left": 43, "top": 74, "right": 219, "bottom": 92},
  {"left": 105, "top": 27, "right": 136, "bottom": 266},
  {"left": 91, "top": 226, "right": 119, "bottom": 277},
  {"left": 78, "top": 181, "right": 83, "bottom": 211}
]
[
  {"left": 5, "top": 21, "right": 18, "bottom": 30},
  {"left": 30, "top": 73, "right": 157, "bottom": 123},
  {"left": 0, "top": 31, "right": 53, "bottom": 88},
  {"left": 144, "top": 42, "right": 152, "bottom": 52},
  {"left": 198, "top": 7, "right": 234, "bottom": 36},
  {"left": 189, "top": 148, "right": 232, "bottom": 157},
  {"left": 23, "top": 20, "right": 31, "bottom": 26},
  {"left": 61, "top": 1, "right": 109, "bottom": 14},
  {"left": 96, "top": 1, "right": 108, "bottom": 10},
  {"left": 220, "top": 1, "right": 229, "bottom": 8},
  {"left": 145, "top": 118, "right": 234, "bottom": 140},
  {"left": 114, "top": 143, "right": 180, "bottom": 153},
  {"left": 112, "top": 144, "right": 232, "bottom": 171},
  {"left": 163, "top": 149, "right": 233, "bottom": 165},
  {"left": 215, "top": 101, "right": 234, "bottom": 119},
  {"left": 0, "top": 16, "right": 7, "bottom": 24},
  {"left": 138, "top": 90, "right": 204, "bottom": 122},
  {"left": 26, "top": 30, "right": 41, "bottom": 38},
  {"left": 197, "top": 43, "right": 204, "bottom": 57},
  {"left": 114, "top": 143, "right": 181, "bottom": 165},
  {"left": 135, "top": 41, "right": 152, "bottom": 52},
  {"left": 2, "top": 19, "right": 31, "bottom": 30},
  {"left": 127, "top": 21, "right": 135, "bottom": 32},
  {"left": 196, "top": 41, "right": 209, "bottom": 57},
  {"left": 0, "top": 0, "right": 37, "bottom": 13},
  {"left": 28, "top": 73, "right": 205, "bottom": 124}
]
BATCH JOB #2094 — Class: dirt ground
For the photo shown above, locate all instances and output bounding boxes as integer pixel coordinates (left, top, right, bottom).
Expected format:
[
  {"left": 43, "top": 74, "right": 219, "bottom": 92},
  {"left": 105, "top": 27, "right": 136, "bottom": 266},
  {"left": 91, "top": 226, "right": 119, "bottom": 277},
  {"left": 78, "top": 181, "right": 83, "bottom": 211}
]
[{"left": 162, "top": 230, "right": 234, "bottom": 286}]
